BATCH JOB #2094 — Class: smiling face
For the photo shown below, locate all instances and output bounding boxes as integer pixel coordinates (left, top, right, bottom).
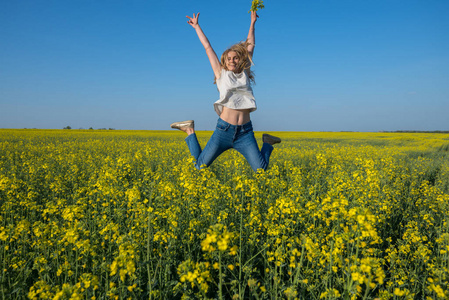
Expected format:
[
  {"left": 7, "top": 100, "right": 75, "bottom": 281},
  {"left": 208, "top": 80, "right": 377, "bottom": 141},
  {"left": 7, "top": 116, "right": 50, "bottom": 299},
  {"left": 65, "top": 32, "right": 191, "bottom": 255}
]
[
  {"left": 225, "top": 51, "right": 240, "bottom": 72},
  {"left": 219, "top": 42, "right": 254, "bottom": 81}
]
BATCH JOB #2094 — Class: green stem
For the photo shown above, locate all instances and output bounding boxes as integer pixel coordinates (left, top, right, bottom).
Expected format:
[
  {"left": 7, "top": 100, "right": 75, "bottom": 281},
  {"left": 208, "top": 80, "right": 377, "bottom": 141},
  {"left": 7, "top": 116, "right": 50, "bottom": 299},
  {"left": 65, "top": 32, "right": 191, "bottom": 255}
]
[
  {"left": 239, "top": 193, "right": 244, "bottom": 299},
  {"left": 147, "top": 213, "right": 152, "bottom": 300},
  {"left": 219, "top": 252, "right": 223, "bottom": 300}
]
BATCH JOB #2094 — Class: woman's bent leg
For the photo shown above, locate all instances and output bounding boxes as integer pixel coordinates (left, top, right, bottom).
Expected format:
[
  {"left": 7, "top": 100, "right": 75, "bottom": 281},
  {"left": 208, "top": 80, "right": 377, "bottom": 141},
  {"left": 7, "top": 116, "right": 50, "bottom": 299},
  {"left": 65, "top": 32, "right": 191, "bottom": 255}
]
[
  {"left": 260, "top": 142, "right": 274, "bottom": 168},
  {"left": 234, "top": 130, "right": 273, "bottom": 172},
  {"left": 185, "top": 130, "right": 231, "bottom": 170},
  {"left": 185, "top": 133, "right": 202, "bottom": 161}
]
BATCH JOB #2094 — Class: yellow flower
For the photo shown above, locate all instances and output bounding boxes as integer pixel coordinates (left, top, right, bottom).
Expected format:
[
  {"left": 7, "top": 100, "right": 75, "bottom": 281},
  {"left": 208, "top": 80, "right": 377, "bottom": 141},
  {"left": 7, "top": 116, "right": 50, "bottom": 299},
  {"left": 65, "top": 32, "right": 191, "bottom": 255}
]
[{"left": 394, "top": 288, "right": 406, "bottom": 296}]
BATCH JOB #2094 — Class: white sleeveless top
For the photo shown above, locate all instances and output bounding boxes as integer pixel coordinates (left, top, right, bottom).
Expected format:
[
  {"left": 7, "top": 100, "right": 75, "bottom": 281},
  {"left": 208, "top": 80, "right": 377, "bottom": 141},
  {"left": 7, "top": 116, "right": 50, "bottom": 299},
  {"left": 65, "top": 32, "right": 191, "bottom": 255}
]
[{"left": 213, "top": 68, "right": 257, "bottom": 116}]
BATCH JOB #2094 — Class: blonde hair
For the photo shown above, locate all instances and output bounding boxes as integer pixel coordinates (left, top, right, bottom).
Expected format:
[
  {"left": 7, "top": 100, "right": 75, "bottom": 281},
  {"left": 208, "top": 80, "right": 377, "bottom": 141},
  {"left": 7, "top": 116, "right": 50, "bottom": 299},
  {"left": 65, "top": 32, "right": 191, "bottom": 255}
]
[{"left": 216, "top": 41, "right": 255, "bottom": 84}]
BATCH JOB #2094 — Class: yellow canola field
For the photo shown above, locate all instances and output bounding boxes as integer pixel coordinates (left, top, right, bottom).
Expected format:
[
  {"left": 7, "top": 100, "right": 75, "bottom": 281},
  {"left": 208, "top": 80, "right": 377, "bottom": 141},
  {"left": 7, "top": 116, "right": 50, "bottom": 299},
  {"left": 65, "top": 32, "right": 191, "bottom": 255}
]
[{"left": 0, "top": 129, "right": 449, "bottom": 299}]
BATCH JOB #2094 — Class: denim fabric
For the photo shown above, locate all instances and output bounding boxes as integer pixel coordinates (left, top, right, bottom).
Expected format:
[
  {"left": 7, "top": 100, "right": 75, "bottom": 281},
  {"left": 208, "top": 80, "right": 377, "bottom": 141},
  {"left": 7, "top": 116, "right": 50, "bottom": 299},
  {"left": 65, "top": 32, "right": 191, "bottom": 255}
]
[{"left": 185, "top": 118, "right": 274, "bottom": 172}]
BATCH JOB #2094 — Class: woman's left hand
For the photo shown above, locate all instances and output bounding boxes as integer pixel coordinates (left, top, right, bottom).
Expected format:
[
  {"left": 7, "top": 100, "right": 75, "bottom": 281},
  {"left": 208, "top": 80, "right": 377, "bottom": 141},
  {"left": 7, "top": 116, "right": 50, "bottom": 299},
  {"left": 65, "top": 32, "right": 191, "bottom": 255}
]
[{"left": 250, "top": 10, "right": 258, "bottom": 24}]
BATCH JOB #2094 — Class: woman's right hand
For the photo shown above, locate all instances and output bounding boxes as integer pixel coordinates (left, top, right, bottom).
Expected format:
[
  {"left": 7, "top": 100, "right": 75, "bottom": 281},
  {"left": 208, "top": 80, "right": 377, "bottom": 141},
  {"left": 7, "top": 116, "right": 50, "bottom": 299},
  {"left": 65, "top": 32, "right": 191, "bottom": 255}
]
[
  {"left": 186, "top": 13, "right": 200, "bottom": 28},
  {"left": 186, "top": 12, "right": 221, "bottom": 79}
]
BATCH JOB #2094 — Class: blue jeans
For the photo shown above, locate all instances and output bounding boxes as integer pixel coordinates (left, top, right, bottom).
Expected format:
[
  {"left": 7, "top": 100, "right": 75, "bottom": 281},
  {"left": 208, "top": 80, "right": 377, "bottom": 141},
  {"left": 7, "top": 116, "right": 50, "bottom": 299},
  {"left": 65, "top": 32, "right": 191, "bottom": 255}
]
[{"left": 185, "top": 118, "right": 274, "bottom": 172}]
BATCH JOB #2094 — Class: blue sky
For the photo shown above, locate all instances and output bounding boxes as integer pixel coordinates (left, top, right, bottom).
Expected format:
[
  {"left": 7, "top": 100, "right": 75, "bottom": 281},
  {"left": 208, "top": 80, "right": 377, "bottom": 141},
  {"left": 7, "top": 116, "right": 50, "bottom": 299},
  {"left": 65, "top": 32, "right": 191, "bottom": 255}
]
[{"left": 1, "top": 0, "right": 448, "bottom": 131}]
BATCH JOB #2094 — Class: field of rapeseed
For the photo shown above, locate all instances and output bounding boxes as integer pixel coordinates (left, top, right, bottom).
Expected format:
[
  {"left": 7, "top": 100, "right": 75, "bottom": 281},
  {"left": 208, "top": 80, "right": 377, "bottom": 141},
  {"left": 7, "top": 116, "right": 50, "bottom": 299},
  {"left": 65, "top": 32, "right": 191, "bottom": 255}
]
[{"left": 1, "top": 129, "right": 448, "bottom": 299}]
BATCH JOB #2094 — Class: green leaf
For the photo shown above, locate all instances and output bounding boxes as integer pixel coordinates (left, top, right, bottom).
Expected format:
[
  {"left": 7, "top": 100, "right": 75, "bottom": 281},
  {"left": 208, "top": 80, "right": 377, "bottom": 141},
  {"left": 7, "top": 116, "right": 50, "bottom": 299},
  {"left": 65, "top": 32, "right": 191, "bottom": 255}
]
[{"left": 249, "top": 0, "right": 265, "bottom": 12}]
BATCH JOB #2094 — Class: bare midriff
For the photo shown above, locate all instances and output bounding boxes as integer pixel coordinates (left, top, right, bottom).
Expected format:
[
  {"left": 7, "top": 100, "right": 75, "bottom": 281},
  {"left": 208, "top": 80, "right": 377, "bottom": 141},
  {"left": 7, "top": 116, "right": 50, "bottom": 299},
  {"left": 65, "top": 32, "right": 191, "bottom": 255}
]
[{"left": 219, "top": 107, "right": 251, "bottom": 125}]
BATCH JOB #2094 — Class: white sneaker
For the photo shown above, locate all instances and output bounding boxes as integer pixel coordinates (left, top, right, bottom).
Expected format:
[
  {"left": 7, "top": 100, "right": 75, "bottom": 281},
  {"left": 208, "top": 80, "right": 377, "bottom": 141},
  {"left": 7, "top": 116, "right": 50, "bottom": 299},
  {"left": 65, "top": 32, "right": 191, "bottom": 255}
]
[{"left": 170, "top": 120, "right": 194, "bottom": 130}]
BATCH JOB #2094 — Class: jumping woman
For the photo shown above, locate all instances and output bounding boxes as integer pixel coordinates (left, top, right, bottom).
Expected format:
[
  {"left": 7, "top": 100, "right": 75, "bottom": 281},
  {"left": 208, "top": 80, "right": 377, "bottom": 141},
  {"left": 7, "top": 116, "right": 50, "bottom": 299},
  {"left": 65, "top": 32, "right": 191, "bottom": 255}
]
[{"left": 171, "top": 11, "right": 281, "bottom": 172}]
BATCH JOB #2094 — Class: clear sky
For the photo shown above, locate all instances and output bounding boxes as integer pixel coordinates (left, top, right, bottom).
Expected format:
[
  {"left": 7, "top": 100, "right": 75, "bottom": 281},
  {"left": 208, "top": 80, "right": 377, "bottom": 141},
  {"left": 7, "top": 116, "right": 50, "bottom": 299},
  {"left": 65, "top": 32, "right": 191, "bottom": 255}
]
[{"left": 1, "top": 0, "right": 448, "bottom": 131}]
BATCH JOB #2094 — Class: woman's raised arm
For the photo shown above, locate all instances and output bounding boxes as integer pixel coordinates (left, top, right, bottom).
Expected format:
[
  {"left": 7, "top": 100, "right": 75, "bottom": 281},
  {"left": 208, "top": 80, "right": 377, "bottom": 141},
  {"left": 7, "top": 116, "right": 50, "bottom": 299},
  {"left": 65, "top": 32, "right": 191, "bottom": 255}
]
[
  {"left": 186, "top": 13, "right": 221, "bottom": 79},
  {"left": 246, "top": 11, "right": 258, "bottom": 58}
]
